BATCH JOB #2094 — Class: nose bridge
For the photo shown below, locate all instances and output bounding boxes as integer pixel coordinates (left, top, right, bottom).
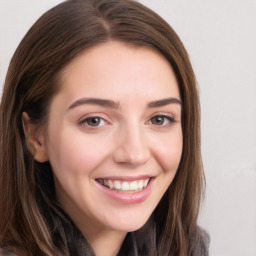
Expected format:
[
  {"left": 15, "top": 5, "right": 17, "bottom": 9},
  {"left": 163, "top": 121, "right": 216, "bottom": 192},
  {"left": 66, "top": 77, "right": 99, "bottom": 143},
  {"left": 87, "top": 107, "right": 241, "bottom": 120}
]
[{"left": 113, "top": 120, "right": 150, "bottom": 166}]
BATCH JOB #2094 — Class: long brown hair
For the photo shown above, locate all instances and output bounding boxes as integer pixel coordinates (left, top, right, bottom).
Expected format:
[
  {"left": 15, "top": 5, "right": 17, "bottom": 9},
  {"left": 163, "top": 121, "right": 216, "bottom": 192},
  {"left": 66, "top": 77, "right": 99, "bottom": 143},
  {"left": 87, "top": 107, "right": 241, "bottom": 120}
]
[{"left": 0, "top": 0, "right": 204, "bottom": 255}]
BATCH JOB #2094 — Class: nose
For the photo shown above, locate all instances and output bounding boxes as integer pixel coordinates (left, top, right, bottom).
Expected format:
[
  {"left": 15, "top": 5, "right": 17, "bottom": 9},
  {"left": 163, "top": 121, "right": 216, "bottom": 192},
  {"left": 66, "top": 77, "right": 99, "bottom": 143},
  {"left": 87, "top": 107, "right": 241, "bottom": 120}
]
[{"left": 113, "top": 124, "right": 151, "bottom": 167}]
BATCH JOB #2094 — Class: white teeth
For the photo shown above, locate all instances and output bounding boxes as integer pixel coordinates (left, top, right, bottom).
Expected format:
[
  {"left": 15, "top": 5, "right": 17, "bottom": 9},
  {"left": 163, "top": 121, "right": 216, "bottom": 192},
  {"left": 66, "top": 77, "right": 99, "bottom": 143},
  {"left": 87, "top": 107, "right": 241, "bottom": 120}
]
[
  {"left": 121, "top": 182, "right": 130, "bottom": 191},
  {"left": 99, "top": 178, "right": 151, "bottom": 192},
  {"left": 108, "top": 180, "right": 114, "bottom": 189},
  {"left": 138, "top": 180, "right": 144, "bottom": 189},
  {"left": 143, "top": 178, "right": 150, "bottom": 187},
  {"left": 130, "top": 181, "right": 138, "bottom": 190},
  {"left": 114, "top": 180, "right": 121, "bottom": 190}
]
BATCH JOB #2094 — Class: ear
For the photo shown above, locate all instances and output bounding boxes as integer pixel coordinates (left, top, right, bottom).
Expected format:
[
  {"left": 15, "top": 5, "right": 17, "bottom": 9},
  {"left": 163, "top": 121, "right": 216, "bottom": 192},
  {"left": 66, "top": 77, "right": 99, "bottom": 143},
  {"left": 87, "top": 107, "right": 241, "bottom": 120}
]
[{"left": 22, "top": 112, "right": 49, "bottom": 163}]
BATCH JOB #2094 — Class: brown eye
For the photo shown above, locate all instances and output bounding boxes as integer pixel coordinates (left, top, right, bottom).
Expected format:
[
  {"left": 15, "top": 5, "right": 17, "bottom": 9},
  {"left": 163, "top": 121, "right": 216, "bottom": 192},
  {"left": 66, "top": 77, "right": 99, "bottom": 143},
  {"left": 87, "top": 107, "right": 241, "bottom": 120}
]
[
  {"left": 150, "top": 115, "right": 175, "bottom": 126},
  {"left": 81, "top": 117, "right": 105, "bottom": 127},
  {"left": 151, "top": 116, "right": 165, "bottom": 125}
]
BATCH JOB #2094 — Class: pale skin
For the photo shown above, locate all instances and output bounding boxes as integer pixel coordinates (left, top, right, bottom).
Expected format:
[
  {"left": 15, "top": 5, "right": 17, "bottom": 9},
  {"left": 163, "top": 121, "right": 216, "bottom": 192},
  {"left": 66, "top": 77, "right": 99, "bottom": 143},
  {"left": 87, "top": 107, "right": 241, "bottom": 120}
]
[{"left": 22, "top": 41, "right": 183, "bottom": 256}]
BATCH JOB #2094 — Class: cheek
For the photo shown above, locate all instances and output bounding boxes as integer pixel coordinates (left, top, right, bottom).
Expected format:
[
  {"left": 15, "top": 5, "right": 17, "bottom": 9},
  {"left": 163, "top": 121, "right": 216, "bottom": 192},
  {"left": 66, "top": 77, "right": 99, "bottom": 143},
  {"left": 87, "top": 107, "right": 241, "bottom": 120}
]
[
  {"left": 47, "top": 128, "right": 112, "bottom": 176},
  {"left": 152, "top": 130, "right": 183, "bottom": 172}
]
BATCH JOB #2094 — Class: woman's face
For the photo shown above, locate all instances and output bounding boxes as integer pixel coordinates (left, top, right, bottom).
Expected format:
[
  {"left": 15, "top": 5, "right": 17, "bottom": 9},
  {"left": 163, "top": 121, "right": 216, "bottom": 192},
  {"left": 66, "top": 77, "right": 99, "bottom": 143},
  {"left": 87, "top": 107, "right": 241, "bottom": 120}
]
[{"left": 40, "top": 41, "right": 182, "bottom": 235}]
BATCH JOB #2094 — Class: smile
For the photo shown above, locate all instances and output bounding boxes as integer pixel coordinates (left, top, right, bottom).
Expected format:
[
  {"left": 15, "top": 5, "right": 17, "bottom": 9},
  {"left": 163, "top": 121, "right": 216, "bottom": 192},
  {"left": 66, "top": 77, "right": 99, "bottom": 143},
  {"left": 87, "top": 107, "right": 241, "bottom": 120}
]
[{"left": 97, "top": 178, "right": 150, "bottom": 193}]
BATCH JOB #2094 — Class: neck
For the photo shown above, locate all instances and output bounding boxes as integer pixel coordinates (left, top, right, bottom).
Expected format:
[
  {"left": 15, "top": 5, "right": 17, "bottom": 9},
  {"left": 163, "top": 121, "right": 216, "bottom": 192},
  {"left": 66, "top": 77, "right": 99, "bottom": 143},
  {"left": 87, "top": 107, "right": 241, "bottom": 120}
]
[
  {"left": 55, "top": 189, "right": 127, "bottom": 255},
  {"left": 86, "top": 228, "right": 127, "bottom": 256},
  {"left": 64, "top": 203, "right": 127, "bottom": 256}
]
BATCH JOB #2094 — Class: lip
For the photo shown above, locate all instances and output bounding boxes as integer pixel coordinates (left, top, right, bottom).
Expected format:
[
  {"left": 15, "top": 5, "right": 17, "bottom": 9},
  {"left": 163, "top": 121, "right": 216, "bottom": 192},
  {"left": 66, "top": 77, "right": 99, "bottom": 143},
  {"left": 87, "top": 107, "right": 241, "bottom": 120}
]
[
  {"left": 95, "top": 177, "right": 154, "bottom": 204},
  {"left": 96, "top": 175, "right": 153, "bottom": 181}
]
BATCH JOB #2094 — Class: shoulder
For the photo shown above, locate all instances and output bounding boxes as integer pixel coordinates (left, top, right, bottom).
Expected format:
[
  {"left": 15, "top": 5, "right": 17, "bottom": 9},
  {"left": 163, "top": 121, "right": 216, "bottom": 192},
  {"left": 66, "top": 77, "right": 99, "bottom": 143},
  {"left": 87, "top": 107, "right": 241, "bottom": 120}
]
[
  {"left": 189, "top": 226, "right": 210, "bottom": 256},
  {"left": 0, "top": 248, "right": 18, "bottom": 256}
]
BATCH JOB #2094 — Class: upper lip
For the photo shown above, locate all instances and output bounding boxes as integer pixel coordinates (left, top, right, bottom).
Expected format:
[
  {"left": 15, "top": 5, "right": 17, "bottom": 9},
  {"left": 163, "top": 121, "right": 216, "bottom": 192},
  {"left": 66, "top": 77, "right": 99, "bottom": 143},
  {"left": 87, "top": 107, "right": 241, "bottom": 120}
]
[{"left": 96, "top": 175, "right": 154, "bottom": 181}]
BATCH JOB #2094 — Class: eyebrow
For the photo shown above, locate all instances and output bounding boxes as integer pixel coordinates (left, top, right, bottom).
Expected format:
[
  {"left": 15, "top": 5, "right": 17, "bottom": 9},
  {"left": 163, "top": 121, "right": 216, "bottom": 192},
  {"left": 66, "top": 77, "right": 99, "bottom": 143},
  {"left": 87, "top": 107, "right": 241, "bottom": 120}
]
[
  {"left": 67, "top": 97, "right": 182, "bottom": 111},
  {"left": 147, "top": 97, "right": 182, "bottom": 108},
  {"left": 68, "top": 98, "right": 120, "bottom": 110}
]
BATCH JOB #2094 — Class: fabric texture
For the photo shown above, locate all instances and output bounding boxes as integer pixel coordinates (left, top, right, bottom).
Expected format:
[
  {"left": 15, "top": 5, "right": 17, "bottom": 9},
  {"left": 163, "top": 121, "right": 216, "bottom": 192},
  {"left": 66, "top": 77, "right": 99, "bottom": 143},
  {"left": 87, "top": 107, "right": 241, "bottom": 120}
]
[
  {"left": 0, "top": 248, "right": 17, "bottom": 256},
  {"left": 189, "top": 227, "right": 210, "bottom": 256},
  {"left": 0, "top": 227, "right": 210, "bottom": 256}
]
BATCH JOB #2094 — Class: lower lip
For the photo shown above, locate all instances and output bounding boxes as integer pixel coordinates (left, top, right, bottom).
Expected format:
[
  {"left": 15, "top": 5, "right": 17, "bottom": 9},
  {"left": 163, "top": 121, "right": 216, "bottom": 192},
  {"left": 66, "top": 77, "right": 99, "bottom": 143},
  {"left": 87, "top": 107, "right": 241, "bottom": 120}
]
[{"left": 96, "top": 179, "right": 153, "bottom": 204}]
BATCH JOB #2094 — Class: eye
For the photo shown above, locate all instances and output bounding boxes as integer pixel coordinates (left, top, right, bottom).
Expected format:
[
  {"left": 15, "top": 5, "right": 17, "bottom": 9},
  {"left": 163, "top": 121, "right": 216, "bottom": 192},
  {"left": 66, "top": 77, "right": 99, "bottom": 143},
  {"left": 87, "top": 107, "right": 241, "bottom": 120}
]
[
  {"left": 80, "top": 116, "right": 106, "bottom": 127},
  {"left": 150, "top": 115, "right": 175, "bottom": 126}
]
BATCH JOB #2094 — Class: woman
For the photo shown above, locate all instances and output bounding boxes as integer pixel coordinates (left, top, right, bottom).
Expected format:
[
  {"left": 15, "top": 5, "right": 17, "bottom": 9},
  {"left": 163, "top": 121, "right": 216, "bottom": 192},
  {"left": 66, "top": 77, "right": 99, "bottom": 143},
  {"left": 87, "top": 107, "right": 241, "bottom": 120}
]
[{"left": 0, "top": 0, "right": 209, "bottom": 255}]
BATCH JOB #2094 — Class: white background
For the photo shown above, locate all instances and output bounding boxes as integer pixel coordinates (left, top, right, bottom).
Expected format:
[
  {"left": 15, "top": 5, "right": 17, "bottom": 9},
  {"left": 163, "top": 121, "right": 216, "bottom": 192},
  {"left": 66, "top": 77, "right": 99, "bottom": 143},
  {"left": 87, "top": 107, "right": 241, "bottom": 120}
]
[{"left": 0, "top": 1, "right": 256, "bottom": 255}]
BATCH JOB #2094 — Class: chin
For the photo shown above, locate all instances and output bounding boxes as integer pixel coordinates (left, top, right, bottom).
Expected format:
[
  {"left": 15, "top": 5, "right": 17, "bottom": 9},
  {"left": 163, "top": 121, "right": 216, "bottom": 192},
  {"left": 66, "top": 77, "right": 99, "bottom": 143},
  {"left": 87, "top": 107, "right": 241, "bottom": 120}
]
[{"left": 105, "top": 214, "right": 151, "bottom": 233}]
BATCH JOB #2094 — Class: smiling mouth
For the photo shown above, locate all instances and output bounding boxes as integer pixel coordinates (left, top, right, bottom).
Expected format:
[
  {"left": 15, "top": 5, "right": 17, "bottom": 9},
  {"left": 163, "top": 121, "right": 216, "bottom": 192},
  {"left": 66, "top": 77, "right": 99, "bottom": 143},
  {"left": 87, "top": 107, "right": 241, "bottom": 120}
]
[{"left": 96, "top": 178, "right": 151, "bottom": 193}]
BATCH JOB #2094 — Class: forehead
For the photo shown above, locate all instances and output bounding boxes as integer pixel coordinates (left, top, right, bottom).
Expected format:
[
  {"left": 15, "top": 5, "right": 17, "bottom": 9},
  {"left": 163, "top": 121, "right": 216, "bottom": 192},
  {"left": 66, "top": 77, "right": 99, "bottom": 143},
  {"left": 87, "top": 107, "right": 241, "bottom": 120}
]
[{"left": 56, "top": 41, "right": 180, "bottom": 105}]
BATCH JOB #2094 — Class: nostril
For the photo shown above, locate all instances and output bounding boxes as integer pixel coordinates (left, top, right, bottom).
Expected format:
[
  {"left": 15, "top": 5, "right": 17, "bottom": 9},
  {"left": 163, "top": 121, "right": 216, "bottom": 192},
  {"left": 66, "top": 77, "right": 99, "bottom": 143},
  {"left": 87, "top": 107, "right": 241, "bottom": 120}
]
[
  {"left": 113, "top": 150, "right": 150, "bottom": 166},
  {"left": 113, "top": 128, "right": 150, "bottom": 165}
]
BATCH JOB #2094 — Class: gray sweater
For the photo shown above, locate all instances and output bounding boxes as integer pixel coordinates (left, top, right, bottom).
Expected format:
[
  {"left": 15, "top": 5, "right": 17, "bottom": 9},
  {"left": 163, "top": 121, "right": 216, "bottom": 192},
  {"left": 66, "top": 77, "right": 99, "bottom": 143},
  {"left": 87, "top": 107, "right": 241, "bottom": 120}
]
[
  {"left": 190, "top": 228, "right": 210, "bottom": 256},
  {"left": 0, "top": 229, "right": 210, "bottom": 256}
]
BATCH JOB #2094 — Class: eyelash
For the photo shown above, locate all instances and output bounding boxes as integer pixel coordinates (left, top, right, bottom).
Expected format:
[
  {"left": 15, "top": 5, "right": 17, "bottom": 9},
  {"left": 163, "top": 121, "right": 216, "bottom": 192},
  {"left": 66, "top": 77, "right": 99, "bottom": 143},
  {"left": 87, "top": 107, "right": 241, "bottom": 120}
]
[
  {"left": 79, "top": 114, "right": 175, "bottom": 129},
  {"left": 79, "top": 116, "right": 107, "bottom": 127},
  {"left": 149, "top": 114, "right": 176, "bottom": 126}
]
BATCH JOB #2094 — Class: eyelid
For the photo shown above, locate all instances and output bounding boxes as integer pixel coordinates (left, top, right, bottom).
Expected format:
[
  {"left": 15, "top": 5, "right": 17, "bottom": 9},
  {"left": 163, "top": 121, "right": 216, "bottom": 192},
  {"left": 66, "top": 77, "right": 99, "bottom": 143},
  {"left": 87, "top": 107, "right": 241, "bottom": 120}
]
[
  {"left": 149, "top": 112, "right": 176, "bottom": 121},
  {"left": 78, "top": 113, "right": 110, "bottom": 128},
  {"left": 78, "top": 112, "right": 108, "bottom": 121},
  {"left": 147, "top": 112, "right": 177, "bottom": 128}
]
